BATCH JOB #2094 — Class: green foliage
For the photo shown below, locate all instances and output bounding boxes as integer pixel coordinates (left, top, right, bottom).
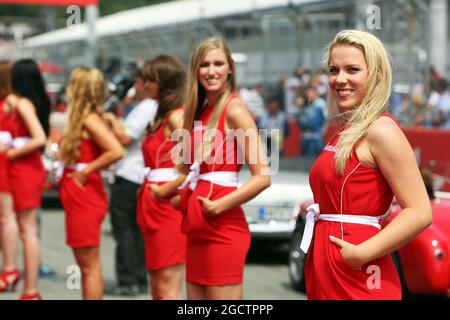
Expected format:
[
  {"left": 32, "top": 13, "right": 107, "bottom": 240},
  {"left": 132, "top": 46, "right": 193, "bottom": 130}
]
[{"left": 99, "top": 0, "right": 173, "bottom": 17}]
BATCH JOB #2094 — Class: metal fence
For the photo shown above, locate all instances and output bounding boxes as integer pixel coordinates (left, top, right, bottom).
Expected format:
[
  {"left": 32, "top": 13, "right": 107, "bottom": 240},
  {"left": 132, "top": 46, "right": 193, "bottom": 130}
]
[{"left": 3, "top": 0, "right": 436, "bottom": 94}]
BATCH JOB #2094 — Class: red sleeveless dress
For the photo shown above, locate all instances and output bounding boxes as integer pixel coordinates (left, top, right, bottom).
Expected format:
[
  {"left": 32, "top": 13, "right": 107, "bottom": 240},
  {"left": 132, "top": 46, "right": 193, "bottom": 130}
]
[
  {"left": 305, "top": 113, "right": 402, "bottom": 299},
  {"left": 8, "top": 107, "right": 45, "bottom": 212},
  {"left": 59, "top": 139, "right": 108, "bottom": 248},
  {"left": 137, "top": 110, "right": 186, "bottom": 271},
  {"left": 181, "top": 95, "right": 251, "bottom": 286},
  {"left": 0, "top": 98, "right": 12, "bottom": 192}
]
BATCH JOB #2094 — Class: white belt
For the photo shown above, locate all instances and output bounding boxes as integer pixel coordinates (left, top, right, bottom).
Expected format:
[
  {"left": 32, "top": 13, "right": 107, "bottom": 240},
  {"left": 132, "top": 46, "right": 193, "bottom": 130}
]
[
  {"left": 179, "top": 162, "right": 239, "bottom": 190},
  {"left": 144, "top": 167, "right": 179, "bottom": 182},
  {"left": 0, "top": 131, "right": 12, "bottom": 145},
  {"left": 11, "top": 137, "right": 31, "bottom": 148},
  {"left": 54, "top": 161, "right": 88, "bottom": 179},
  {"left": 300, "top": 203, "right": 382, "bottom": 254}
]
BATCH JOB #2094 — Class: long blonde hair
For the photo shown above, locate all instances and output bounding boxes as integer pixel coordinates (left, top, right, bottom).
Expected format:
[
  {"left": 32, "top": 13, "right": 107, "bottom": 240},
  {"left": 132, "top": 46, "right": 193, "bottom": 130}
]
[
  {"left": 182, "top": 37, "right": 237, "bottom": 169},
  {"left": 325, "top": 30, "right": 392, "bottom": 175},
  {"left": 60, "top": 67, "right": 106, "bottom": 164}
]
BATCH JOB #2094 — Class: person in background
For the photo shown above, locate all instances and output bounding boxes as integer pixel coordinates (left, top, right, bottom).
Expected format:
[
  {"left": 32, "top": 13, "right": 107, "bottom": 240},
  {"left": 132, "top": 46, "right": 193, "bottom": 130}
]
[
  {"left": 258, "top": 96, "right": 288, "bottom": 156},
  {"left": 298, "top": 85, "right": 326, "bottom": 158},
  {"left": 239, "top": 84, "right": 265, "bottom": 123},
  {"left": 59, "top": 67, "right": 123, "bottom": 300},
  {"left": 103, "top": 67, "right": 157, "bottom": 296}
]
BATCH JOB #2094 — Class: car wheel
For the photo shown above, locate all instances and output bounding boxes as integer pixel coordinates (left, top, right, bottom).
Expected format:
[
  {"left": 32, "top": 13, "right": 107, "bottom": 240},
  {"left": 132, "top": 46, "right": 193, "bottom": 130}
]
[{"left": 289, "top": 218, "right": 307, "bottom": 292}]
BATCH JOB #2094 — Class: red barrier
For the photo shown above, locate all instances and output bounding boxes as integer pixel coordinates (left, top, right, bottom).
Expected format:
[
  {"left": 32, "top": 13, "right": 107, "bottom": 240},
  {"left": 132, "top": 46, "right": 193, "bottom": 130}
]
[{"left": 283, "top": 122, "right": 450, "bottom": 191}]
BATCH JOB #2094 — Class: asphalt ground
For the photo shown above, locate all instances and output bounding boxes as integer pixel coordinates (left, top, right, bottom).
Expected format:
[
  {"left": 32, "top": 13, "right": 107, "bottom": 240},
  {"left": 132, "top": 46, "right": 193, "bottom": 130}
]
[{"left": 0, "top": 208, "right": 307, "bottom": 301}]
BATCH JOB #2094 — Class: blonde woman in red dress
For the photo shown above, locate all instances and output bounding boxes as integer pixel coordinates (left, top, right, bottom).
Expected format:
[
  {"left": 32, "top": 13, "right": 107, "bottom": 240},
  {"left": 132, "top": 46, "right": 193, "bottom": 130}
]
[
  {"left": 302, "top": 30, "right": 432, "bottom": 299},
  {"left": 178, "top": 37, "right": 271, "bottom": 300},
  {"left": 59, "top": 67, "right": 123, "bottom": 300}
]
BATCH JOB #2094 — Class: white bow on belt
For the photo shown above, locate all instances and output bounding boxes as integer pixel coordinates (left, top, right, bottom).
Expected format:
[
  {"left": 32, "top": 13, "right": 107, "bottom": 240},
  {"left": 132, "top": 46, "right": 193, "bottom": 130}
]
[
  {"left": 300, "top": 203, "right": 320, "bottom": 254},
  {"left": 179, "top": 162, "right": 200, "bottom": 190}
]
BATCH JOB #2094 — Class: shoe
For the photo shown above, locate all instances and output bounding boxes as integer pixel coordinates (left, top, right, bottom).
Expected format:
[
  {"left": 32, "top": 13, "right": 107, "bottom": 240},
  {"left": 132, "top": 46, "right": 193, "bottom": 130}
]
[
  {"left": 20, "top": 292, "right": 42, "bottom": 300},
  {"left": 0, "top": 269, "right": 21, "bottom": 292},
  {"left": 104, "top": 284, "right": 140, "bottom": 296},
  {"left": 39, "top": 264, "right": 56, "bottom": 280}
]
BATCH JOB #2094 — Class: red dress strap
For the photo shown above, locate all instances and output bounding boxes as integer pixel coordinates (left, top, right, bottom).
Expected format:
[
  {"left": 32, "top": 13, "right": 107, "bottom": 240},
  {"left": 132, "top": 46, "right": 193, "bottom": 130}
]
[
  {"left": 380, "top": 112, "right": 400, "bottom": 126},
  {"left": 217, "top": 94, "right": 239, "bottom": 133}
]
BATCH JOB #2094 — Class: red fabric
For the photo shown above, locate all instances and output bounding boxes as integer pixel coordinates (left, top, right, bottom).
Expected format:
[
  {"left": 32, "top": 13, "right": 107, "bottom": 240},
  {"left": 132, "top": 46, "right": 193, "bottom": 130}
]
[
  {"left": 305, "top": 113, "right": 402, "bottom": 300},
  {"left": 7, "top": 107, "right": 45, "bottom": 212},
  {"left": 59, "top": 139, "right": 107, "bottom": 248},
  {"left": 0, "top": 0, "right": 98, "bottom": 6},
  {"left": 0, "top": 98, "right": 11, "bottom": 192},
  {"left": 182, "top": 95, "right": 251, "bottom": 286},
  {"left": 137, "top": 109, "right": 186, "bottom": 271}
]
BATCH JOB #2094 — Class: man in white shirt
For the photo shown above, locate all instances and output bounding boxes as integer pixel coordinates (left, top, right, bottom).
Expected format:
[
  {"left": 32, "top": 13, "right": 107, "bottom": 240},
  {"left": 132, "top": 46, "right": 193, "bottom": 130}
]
[{"left": 104, "top": 72, "right": 157, "bottom": 296}]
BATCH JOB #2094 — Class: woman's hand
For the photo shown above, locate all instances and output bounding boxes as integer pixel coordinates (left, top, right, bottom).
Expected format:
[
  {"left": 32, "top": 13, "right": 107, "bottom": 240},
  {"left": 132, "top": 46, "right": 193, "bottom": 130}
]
[
  {"left": 68, "top": 170, "right": 88, "bottom": 188},
  {"left": 0, "top": 143, "right": 7, "bottom": 154},
  {"left": 149, "top": 184, "right": 165, "bottom": 200},
  {"left": 5, "top": 148, "right": 17, "bottom": 160},
  {"left": 329, "top": 235, "right": 367, "bottom": 270},
  {"left": 197, "top": 196, "right": 223, "bottom": 217},
  {"left": 170, "top": 194, "right": 180, "bottom": 209}
]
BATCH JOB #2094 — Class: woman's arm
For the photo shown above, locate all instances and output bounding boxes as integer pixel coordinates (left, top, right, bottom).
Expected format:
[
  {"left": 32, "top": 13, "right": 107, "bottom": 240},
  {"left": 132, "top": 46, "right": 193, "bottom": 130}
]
[
  {"left": 197, "top": 99, "right": 271, "bottom": 216},
  {"left": 71, "top": 113, "right": 124, "bottom": 185},
  {"left": 149, "top": 108, "right": 187, "bottom": 200},
  {"left": 6, "top": 97, "right": 46, "bottom": 160},
  {"left": 330, "top": 116, "right": 432, "bottom": 269},
  {"left": 103, "top": 112, "right": 134, "bottom": 146}
]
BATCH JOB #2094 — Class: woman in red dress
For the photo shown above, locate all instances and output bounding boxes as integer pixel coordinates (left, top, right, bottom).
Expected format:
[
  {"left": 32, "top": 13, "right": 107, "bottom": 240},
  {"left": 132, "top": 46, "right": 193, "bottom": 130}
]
[
  {"left": 0, "top": 59, "right": 50, "bottom": 300},
  {"left": 59, "top": 67, "right": 123, "bottom": 300},
  {"left": 0, "top": 60, "right": 19, "bottom": 294},
  {"left": 302, "top": 30, "right": 432, "bottom": 299},
  {"left": 178, "top": 37, "right": 271, "bottom": 300},
  {"left": 135, "top": 55, "right": 187, "bottom": 299}
]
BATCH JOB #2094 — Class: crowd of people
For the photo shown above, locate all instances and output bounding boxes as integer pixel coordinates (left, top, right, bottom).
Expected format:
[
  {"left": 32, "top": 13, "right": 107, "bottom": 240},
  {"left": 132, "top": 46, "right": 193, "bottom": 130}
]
[
  {"left": 240, "top": 66, "right": 329, "bottom": 158},
  {"left": 391, "top": 73, "right": 450, "bottom": 129},
  {"left": 0, "top": 29, "right": 434, "bottom": 300},
  {"left": 240, "top": 58, "right": 450, "bottom": 161}
]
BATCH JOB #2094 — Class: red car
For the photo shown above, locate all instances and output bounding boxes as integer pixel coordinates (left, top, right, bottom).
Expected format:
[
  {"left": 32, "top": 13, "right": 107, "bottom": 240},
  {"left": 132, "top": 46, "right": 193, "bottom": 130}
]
[
  {"left": 288, "top": 192, "right": 450, "bottom": 298},
  {"left": 384, "top": 192, "right": 450, "bottom": 297}
]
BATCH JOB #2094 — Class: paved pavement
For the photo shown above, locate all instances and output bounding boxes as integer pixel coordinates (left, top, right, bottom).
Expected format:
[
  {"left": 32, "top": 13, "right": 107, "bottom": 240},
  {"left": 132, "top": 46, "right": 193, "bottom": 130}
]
[
  {"left": 0, "top": 209, "right": 151, "bottom": 300},
  {"left": 0, "top": 208, "right": 307, "bottom": 300}
]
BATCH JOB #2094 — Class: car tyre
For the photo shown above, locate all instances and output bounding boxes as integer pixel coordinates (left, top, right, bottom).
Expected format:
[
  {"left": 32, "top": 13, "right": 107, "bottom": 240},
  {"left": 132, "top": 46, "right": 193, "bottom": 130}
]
[{"left": 288, "top": 217, "right": 307, "bottom": 292}]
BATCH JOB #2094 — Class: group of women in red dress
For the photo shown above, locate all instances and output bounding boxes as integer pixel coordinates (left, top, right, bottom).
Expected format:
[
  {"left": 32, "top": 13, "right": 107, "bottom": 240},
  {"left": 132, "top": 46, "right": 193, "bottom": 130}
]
[
  {"left": 1, "top": 30, "right": 432, "bottom": 300},
  {"left": 56, "top": 38, "right": 270, "bottom": 300}
]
